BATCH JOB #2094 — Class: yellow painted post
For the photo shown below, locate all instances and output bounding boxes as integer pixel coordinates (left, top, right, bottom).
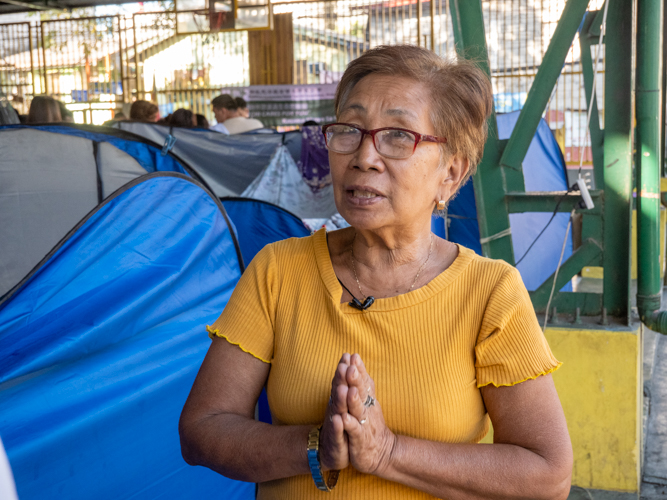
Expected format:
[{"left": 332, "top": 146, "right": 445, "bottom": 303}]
[{"left": 546, "top": 325, "right": 642, "bottom": 492}]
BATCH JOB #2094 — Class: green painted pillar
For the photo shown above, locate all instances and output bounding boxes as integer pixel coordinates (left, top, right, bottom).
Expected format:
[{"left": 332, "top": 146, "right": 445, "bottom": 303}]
[
  {"left": 449, "top": 0, "right": 515, "bottom": 264},
  {"left": 636, "top": 0, "right": 664, "bottom": 325},
  {"left": 602, "top": 0, "right": 634, "bottom": 320}
]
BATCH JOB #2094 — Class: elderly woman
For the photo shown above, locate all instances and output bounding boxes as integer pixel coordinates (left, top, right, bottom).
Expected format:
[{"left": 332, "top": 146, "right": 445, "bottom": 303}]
[{"left": 180, "top": 45, "right": 572, "bottom": 499}]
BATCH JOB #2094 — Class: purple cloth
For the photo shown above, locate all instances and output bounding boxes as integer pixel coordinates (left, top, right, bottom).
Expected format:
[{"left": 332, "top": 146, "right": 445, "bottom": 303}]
[{"left": 297, "top": 126, "right": 331, "bottom": 193}]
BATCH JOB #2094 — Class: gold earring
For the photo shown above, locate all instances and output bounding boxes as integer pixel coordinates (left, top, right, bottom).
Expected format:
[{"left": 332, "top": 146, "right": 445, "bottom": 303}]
[{"left": 436, "top": 200, "right": 446, "bottom": 211}]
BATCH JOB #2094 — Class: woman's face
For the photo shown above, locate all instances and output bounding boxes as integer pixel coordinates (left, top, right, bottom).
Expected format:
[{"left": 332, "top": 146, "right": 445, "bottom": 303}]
[{"left": 330, "top": 74, "right": 466, "bottom": 233}]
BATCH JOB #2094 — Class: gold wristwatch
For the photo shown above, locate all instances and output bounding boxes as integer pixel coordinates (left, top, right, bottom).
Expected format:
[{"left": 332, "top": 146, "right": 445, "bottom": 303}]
[{"left": 307, "top": 426, "right": 340, "bottom": 491}]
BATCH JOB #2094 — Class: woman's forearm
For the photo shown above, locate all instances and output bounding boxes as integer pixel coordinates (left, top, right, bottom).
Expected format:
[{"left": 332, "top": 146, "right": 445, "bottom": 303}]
[
  {"left": 377, "top": 435, "right": 571, "bottom": 500},
  {"left": 180, "top": 413, "right": 311, "bottom": 483}
]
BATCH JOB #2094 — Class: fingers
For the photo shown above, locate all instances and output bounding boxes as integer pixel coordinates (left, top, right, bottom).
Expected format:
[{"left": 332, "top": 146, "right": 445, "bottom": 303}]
[
  {"left": 332, "top": 383, "right": 349, "bottom": 415},
  {"left": 346, "top": 354, "right": 374, "bottom": 395},
  {"left": 330, "top": 354, "right": 351, "bottom": 415},
  {"left": 320, "top": 413, "right": 349, "bottom": 471},
  {"left": 342, "top": 411, "right": 363, "bottom": 435},
  {"left": 342, "top": 404, "right": 396, "bottom": 476},
  {"left": 346, "top": 384, "right": 367, "bottom": 421}
]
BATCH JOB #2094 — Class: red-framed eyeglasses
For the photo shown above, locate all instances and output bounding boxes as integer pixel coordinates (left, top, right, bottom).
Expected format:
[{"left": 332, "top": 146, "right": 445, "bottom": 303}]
[{"left": 322, "top": 122, "right": 447, "bottom": 160}]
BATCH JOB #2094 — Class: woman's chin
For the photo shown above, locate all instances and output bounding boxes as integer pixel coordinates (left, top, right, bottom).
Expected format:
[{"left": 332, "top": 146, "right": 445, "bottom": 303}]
[{"left": 336, "top": 207, "right": 388, "bottom": 231}]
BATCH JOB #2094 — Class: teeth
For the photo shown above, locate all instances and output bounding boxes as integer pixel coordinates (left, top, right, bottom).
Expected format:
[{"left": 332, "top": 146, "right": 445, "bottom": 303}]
[{"left": 353, "top": 190, "right": 377, "bottom": 198}]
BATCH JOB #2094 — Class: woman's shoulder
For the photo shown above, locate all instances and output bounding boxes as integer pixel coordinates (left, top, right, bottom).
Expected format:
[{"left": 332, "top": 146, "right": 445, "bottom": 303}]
[
  {"left": 255, "top": 231, "right": 319, "bottom": 269},
  {"left": 456, "top": 245, "right": 524, "bottom": 288}
]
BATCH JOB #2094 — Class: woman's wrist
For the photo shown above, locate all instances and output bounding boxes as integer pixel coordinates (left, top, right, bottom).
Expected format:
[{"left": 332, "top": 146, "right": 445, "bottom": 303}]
[
  {"left": 307, "top": 426, "right": 340, "bottom": 491},
  {"left": 372, "top": 430, "right": 400, "bottom": 480}
]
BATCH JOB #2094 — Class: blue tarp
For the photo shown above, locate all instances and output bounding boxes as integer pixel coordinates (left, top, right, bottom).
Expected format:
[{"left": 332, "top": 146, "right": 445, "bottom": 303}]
[
  {"left": 0, "top": 173, "right": 253, "bottom": 500},
  {"left": 500, "top": 112, "right": 572, "bottom": 292},
  {"left": 0, "top": 124, "right": 189, "bottom": 176},
  {"left": 438, "top": 111, "right": 572, "bottom": 291},
  {"left": 222, "top": 197, "right": 310, "bottom": 266},
  {"left": 221, "top": 197, "right": 311, "bottom": 425}
]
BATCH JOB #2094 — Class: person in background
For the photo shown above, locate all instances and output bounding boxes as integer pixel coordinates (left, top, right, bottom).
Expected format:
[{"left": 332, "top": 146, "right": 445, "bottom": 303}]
[
  {"left": 57, "top": 101, "right": 74, "bottom": 123},
  {"left": 27, "top": 95, "right": 61, "bottom": 123},
  {"left": 223, "top": 96, "right": 264, "bottom": 134},
  {"left": 168, "top": 108, "right": 197, "bottom": 128},
  {"left": 210, "top": 94, "right": 236, "bottom": 134},
  {"left": 235, "top": 97, "right": 250, "bottom": 118},
  {"left": 130, "top": 100, "right": 159, "bottom": 122},
  {"left": 195, "top": 114, "right": 209, "bottom": 129}
]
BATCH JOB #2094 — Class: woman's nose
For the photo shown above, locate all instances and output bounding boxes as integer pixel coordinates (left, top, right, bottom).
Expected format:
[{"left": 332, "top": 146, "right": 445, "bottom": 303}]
[{"left": 353, "top": 134, "right": 385, "bottom": 171}]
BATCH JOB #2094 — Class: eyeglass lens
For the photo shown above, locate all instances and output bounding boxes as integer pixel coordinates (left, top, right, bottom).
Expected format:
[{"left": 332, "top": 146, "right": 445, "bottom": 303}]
[{"left": 325, "top": 125, "right": 417, "bottom": 159}]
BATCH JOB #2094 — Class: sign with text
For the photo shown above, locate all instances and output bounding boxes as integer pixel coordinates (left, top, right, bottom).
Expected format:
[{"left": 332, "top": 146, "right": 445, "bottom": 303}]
[{"left": 220, "top": 83, "right": 337, "bottom": 127}]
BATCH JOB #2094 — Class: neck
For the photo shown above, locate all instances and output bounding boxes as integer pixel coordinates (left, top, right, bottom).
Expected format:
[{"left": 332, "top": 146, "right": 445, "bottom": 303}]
[{"left": 351, "top": 221, "right": 434, "bottom": 270}]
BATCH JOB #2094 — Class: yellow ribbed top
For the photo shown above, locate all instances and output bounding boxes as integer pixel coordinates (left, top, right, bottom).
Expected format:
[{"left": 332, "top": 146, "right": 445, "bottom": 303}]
[{"left": 208, "top": 229, "right": 561, "bottom": 499}]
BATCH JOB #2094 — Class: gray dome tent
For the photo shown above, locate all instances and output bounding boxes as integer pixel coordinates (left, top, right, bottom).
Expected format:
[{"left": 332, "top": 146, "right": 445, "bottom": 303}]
[
  {"left": 113, "top": 121, "right": 303, "bottom": 196},
  {"left": 0, "top": 124, "right": 199, "bottom": 297}
]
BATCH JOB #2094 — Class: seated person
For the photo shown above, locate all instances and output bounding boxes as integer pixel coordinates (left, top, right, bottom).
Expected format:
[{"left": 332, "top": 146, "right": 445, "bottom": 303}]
[
  {"left": 210, "top": 94, "right": 235, "bottom": 134},
  {"left": 130, "top": 100, "right": 159, "bottom": 122},
  {"left": 167, "top": 108, "right": 196, "bottom": 128},
  {"left": 27, "top": 95, "right": 61, "bottom": 123},
  {"left": 57, "top": 101, "right": 74, "bottom": 123},
  {"left": 223, "top": 97, "right": 264, "bottom": 134},
  {"left": 195, "top": 114, "right": 209, "bottom": 129}
]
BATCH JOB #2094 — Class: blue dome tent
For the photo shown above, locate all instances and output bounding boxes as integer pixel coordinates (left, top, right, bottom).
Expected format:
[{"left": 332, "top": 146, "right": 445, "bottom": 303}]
[{"left": 0, "top": 172, "right": 253, "bottom": 500}]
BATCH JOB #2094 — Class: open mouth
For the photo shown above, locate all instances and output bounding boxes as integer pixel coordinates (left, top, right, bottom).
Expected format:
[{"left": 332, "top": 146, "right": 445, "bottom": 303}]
[
  {"left": 352, "top": 190, "right": 379, "bottom": 198},
  {"left": 345, "top": 188, "right": 384, "bottom": 206}
]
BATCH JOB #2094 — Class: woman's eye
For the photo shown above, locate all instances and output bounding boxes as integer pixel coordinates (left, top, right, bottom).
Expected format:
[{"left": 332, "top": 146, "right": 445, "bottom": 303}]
[{"left": 389, "top": 130, "right": 410, "bottom": 140}]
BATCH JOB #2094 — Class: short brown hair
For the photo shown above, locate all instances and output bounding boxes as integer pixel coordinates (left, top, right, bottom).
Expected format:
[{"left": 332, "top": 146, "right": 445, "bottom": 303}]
[
  {"left": 335, "top": 45, "right": 493, "bottom": 179},
  {"left": 130, "top": 100, "right": 158, "bottom": 121},
  {"left": 211, "top": 94, "right": 237, "bottom": 110},
  {"left": 28, "top": 95, "right": 61, "bottom": 123}
]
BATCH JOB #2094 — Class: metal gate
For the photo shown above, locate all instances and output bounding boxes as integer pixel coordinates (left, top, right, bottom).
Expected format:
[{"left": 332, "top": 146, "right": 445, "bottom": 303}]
[
  {"left": 39, "top": 16, "right": 124, "bottom": 123},
  {"left": 0, "top": 22, "right": 43, "bottom": 115}
]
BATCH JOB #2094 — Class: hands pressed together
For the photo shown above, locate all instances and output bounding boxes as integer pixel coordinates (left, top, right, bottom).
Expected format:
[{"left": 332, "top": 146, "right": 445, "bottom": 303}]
[{"left": 319, "top": 353, "right": 397, "bottom": 476}]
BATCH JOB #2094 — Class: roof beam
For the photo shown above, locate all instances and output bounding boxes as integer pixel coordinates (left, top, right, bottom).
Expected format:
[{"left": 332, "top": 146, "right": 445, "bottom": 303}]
[{"left": 0, "top": 0, "right": 67, "bottom": 11}]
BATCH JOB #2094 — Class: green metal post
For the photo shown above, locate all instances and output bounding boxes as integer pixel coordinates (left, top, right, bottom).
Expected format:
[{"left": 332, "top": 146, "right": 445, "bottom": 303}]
[
  {"left": 499, "top": 0, "right": 591, "bottom": 173},
  {"left": 636, "top": 0, "right": 667, "bottom": 331},
  {"left": 602, "top": 0, "right": 634, "bottom": 320},
  {"left": 449, "top": 0, "right": 515, "bottom": 264}
]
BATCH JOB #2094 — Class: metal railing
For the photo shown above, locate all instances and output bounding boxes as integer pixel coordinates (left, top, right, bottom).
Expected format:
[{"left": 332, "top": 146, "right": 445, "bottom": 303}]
[{"left": 0, "top": 0, "right": 606, "bottom": 146}]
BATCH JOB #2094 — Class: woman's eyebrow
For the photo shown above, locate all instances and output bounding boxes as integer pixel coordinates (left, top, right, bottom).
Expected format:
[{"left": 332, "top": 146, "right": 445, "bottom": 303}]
[
  {"left": 385, "top": 108, "right": 417, "bottom": 118},
  {"left": 341, "top": 103, "right": 366, "bottom": 114}
]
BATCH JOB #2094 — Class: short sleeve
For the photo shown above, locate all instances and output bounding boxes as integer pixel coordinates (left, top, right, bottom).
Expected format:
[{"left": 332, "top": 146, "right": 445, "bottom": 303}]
[
  {"left": 206, "top": 244, "right": 278, "bottom": 364},
  {"left": 475, "top": 266, "right": 561, "bottom": 388}
]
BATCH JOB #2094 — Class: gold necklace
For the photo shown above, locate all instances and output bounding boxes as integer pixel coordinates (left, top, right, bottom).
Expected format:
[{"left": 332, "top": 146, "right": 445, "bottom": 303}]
[{"left": 350, "top": 234, "right": 434, "bottom": 299}]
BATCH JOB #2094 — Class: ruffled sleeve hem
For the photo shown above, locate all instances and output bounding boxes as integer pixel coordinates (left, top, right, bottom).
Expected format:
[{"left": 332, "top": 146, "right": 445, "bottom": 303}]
[
  {"left": 206, "top": 325, "right": 272, "bottom": 364},
  {"left": 476, "top": 361, "right": 562, "bottom": 388}
]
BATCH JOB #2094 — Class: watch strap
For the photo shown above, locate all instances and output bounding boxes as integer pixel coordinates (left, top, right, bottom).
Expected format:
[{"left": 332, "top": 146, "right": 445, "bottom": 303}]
[{"left": 307, "top": 426, "right": 339, "bottom": 491}]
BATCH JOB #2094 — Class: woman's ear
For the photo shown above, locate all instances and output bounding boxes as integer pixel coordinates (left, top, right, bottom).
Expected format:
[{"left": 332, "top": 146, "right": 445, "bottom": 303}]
[{"left": 438, "top": 155, "right": 469, "bottom": 202}]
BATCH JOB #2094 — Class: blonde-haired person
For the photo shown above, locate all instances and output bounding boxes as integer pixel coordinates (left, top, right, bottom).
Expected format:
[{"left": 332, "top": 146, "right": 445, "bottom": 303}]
[
  {"left": 180, "top": 45, "right": 572, "bottom": 500},
  {"left": 27, "top": 95, "right": 61, "bottom": 123}
]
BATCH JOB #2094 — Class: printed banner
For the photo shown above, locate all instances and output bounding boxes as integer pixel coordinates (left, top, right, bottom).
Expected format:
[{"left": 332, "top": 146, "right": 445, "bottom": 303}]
[{"left": 220, "top": 84, "right": 337, "bottom": 127}]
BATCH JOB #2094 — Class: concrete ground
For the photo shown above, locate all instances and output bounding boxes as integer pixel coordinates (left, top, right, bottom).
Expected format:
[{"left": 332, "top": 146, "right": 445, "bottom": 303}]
[{"left": 640, "top": 323, "right": 667, "bottom": 500}]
